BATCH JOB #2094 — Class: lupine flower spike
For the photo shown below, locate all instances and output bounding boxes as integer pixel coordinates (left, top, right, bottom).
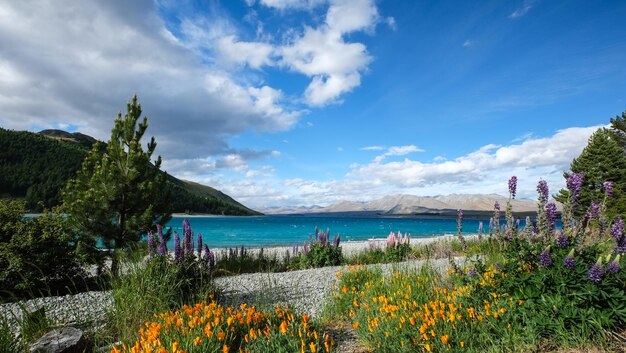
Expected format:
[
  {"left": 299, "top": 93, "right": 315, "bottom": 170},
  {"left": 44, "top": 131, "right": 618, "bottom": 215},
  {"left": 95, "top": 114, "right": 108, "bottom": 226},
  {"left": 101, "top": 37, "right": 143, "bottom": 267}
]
[
  {"left": 147, "top": 231, "right": 156, "bottom": 257},
  {"left": 563, "top": 249, "right": 575, "bottom": 270},
  {"left": 539, "top": 246, "right": 552, "bottom": 267},
  {"left": 588, "top": 257, "right": 605, "bottom": 283}
]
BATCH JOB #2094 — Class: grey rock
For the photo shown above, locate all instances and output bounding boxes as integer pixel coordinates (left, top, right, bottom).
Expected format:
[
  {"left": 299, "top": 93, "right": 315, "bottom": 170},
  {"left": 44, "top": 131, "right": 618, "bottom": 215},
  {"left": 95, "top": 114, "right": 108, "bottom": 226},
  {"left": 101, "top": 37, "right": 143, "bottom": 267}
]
[{"left": 29, "top": 327, "right": 86, "bottom": 353}]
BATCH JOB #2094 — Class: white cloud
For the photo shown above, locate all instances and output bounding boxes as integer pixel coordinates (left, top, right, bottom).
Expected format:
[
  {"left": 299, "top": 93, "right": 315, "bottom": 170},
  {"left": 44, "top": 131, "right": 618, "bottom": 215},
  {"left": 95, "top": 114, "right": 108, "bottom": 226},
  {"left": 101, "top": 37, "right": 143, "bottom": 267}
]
[
  {"left": 212, "top": 125, "right": 602, "bottom": 208},
  {"left": 509, "top": 0, "right": 535, "bottom": 18},
  {"left": 386, "top": 17, "right": 397, "bottom": 31},
  {"left": 216, "top": 35, "right": 274, "bottom": 69},
  {"left": 257, "top": 0, "right": 326, "bottom": 10},
  {"left": 0, "top": 1, "right": 298, "bottom": 162},
  {"left": 325, "top": 0, "right": 379, "bottom": 34},
  {"left": 361, "top": 145, "right": 384, "bottom": 151},
  {"left": 277, "top": 0, "right": 378, "bottom": 106},
  {"left": 348, "top": 126, "right": 602, "bottom": 191},
  {"left": 463, "top": 39, "right": 476, "bottom": 48},
  {"left": 372, "top": 145, "right": 424, "bottom": 162}
]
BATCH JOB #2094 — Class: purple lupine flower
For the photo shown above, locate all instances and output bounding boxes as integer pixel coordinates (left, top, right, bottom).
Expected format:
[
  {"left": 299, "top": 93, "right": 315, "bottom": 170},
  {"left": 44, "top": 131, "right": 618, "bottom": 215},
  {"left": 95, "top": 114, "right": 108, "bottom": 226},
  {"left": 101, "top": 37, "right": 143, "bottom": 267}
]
[
  {"left": 539, "top": 247, "right": 552, "bottom": 267},
  {"left": 537, "top": 180, "right": 549, "bottom": 203},
  {"left": 606, "top": 255, "right": 621, "bottom": 273},
  {"left": 545, "top": 202, "right": 558, "bottom": 230},
  {"left": 586, "top": 202, "right": 600, "bottom": 221},
  {"left": 334, "top": 233, "right": 341, "bottom": 247},
  {"left": 611, "top": 217, "right": 624, "bottom": 241},
  {"left": 617, "top": 238, "right": 626, "bottom": 255},
  {"left": 489, "top": 217, "right": 494, "bottom": 230},
  {"left": 173, "top": 232, "right": 182, "bottom": 262},
  {"left": 478, "top": 221, "right": 483, "bottom": 235},
  {"left": 147, "top": 231, "right": 156, "bottom": 257},
  {"left": 603, "top": 181, "right": 613, "bottom": 198},
  {"left": 494, "top": 201, "right": 500, "bottom": 211},
  {"left": 563, "top": 249, "right": 576, "bottom": 270},
  {"left": 457, "top": 209, "right": 463, "bottom": 234},
  {"left": 203, "top": 244, "right": 214, "bottom": 272},
  {"left": 182, "top": 219, "right": 193, "bottom": 255},
  {"left": 197, "top": 233, "right": 203, "bottom": 258},
  {"left": 516, "top": 218, "right": 521, "bottom": 228},
  {"left": 566, "top": 173, "right": 584, "bottom": 203},
  {"left": 555, "top": 231, "right": 568, "bottom": 248},
  {"left": 319, "top": 230, "right": 327, "bottom": 246},
  {"left": 292, "top": 245, "right": 299, "bottom": 256},
  {"left": 508, "top": 176, "right": 518, "bottom": 199},
  {"left": 303, "top": 242, "right": 310, "bottom": 255},
  {"left": 157, "top": 226, "right": 167, "bottom": 256},
  {"left": 468, "top": 268, "right": 477, "bottom": 277},
  {"left": 588, "top": 257, "right": 605, "bottom": 283}
]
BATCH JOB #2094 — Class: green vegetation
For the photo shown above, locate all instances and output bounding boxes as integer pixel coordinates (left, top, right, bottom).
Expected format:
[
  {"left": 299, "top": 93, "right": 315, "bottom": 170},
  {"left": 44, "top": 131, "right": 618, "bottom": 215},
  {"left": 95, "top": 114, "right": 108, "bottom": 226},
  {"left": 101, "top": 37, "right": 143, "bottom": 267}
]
[
  {"left": 556, "top": 127, "right": 626, "bottom": 218},
  {"left": 100, "top": 248, "right": 214, "bottom": 346},
  {"left": 0, "top": 128, "right": 93, "bottom": 210},
  {"left": 0, "top": 129, "right": 257, "bottom": 215},
  {"left": 320, "top": 175, "right": 626, "bottom": 352},
  {"left": 0, "top": 200, "right": 89, "bottom": 300},
  {"left": 62, "top": 95, "right": 172, "bottom": 275}
]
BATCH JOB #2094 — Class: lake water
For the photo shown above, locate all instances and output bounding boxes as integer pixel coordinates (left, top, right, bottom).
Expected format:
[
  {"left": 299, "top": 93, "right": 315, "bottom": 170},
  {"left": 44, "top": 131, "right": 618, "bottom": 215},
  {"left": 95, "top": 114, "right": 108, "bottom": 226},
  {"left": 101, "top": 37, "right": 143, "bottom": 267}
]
[{"left": 163, "top": 215, "right": 532, "bottom": 248}]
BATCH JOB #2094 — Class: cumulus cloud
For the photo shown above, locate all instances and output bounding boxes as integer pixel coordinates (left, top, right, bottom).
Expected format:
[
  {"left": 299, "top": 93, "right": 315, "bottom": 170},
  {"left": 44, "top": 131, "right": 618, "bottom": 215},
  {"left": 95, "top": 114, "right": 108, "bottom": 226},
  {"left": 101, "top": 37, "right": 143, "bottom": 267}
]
[
  {"left": 216, "top": 35, "right": 274, "bottom": 69},
  {"left": 276, "top": 0, "right": 378, "bottom": 106},
  {"left": 0, "top": 0, "right": 297, "bottom": 164},
  {"left": 230, "top": 125, "right": 602, "bottom": 208},
  {"left": 348, "top": 126, "right": 601, "bottom": 191}
]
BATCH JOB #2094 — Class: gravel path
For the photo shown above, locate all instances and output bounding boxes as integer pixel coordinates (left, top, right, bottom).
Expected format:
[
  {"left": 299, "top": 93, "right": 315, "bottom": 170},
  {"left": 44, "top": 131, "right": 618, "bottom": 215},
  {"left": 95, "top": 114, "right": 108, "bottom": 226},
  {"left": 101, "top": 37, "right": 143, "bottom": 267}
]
[{"left": 1, "top": 256, "right": 463, "bottom": 351}]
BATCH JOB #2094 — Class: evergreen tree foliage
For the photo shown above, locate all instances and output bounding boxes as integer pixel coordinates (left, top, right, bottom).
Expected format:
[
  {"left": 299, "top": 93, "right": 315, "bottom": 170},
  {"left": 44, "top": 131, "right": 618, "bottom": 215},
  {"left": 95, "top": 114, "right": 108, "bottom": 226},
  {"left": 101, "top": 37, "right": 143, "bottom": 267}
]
[
  {"left": 556, "top": 127, "right": 626, "bottom": 218},
  {"left": 609, "top": 110, "right": 626, "bottom": 148},
  {"left": 63, "top": 96, "right": 172, "bottom": 274},
  {"left": 0, "top": 128, "right": 91, "bottom": 210}
]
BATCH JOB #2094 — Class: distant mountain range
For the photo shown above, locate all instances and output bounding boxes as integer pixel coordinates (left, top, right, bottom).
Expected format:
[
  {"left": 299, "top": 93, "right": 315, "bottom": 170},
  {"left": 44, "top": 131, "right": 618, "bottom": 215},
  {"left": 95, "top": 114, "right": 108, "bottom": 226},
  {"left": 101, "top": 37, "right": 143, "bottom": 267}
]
[
  {"left": 0, "top": 128, "right": 259, "bottom": 215},
  {"left": 261, "top": 194, "right": 547, "bottom": 217}
]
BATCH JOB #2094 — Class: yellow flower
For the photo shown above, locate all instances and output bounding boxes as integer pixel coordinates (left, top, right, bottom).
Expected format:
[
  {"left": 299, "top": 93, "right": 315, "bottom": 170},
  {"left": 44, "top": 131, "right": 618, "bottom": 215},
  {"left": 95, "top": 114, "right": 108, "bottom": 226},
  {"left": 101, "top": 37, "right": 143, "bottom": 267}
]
[
  {"left": 352, "top": 322, "right": 359, "bottom": 330},
  {"left": 223, "top": 344, "right": 229, "bottom": 353},
  {"left": 309, "top": 342, "right": 317, "bottom": 352},
  {"left": 279, "top": 321, "right": 288, "bottom": 334},
  {"left": 424, "top": 343, "right": 431, "bottom": 352},
  {"left": 193, "top": 336, "right": 202, "bottom": 346}
]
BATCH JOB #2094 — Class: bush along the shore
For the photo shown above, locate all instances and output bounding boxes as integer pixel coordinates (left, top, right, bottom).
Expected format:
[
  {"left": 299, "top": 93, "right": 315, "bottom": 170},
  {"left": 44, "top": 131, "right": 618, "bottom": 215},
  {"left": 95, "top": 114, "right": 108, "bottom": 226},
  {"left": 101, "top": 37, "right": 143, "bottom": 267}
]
[
  {"left": 326, "top": 175, "right": 626, "bottom": 352},
  {"left": 294, "top": 227, "right": 343, "bottom": 269},
  {"left": 0, "top": 200, "right": 92, "bottom": 301}
]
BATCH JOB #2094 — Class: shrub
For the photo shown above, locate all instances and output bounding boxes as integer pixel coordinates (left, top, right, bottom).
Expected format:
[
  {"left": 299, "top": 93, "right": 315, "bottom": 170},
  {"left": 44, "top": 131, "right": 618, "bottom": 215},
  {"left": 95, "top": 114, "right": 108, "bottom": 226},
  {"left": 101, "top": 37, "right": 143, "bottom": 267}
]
[
  {"left": 297, "top": 227, "right": 343, "bottom": 269},
  {"left": 0, "top": 200, "right": 88, "bottom": 300}
]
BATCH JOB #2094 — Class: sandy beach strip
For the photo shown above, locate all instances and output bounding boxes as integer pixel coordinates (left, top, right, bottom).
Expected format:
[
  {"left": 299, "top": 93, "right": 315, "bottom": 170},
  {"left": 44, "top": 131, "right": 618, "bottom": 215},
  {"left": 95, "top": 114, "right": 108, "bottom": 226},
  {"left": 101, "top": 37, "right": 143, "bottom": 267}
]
[{"left": 209, "top": 234, "right": 474, "bottom": 259}]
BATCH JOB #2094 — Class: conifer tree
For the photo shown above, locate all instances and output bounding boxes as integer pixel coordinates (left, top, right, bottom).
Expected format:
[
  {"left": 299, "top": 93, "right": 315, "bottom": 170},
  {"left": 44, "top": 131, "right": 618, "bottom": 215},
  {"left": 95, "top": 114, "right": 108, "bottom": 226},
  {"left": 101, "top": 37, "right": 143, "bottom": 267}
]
[
  {"left": 63, "top": 96, "right": 171, "bottom": 275},
  {"left": 556, "top": 127, "right": 626, "bottom": 219}
]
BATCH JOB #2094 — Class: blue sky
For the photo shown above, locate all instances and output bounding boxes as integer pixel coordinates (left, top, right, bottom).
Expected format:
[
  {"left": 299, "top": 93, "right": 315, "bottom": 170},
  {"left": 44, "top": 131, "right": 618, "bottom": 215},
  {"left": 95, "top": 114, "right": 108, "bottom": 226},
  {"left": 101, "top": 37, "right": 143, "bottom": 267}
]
[{"left": 1, "top": 0, "right": 625, "bottom": 209}]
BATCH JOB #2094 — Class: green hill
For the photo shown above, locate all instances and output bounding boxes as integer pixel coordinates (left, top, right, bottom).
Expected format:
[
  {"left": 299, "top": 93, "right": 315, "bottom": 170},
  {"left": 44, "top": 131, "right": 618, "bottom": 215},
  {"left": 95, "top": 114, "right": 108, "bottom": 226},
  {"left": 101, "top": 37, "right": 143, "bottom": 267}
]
[{"left": 0, "top": 128, "right": 260, "bottom": 215}]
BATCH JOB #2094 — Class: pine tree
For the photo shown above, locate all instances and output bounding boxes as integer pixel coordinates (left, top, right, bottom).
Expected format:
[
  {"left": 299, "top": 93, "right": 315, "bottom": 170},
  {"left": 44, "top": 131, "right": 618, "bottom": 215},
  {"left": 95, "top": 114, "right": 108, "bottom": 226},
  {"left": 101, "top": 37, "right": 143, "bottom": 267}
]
[
  {"left": 62, "top": 96, "right": 171, "bottom": 275},
  {"left": 609, "top": 110, "right": 626, "bottom": 148},
  {"left": 556, "top": 127, "right": 626, "bottom": 219}
]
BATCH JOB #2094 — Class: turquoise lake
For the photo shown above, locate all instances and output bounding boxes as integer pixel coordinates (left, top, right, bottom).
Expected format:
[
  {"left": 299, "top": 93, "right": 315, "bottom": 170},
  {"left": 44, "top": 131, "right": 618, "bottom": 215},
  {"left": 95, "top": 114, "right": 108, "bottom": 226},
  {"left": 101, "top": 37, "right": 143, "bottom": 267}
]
[{"left": 163, "top": 215, "right": 534, "bottom": 248}]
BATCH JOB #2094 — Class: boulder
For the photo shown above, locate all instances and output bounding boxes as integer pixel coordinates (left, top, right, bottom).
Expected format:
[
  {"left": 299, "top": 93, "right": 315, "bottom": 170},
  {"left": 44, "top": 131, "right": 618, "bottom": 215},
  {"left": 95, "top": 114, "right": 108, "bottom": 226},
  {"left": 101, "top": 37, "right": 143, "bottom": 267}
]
[{"left": 29, "top": 327, "right": 86, "bottom": 353}]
